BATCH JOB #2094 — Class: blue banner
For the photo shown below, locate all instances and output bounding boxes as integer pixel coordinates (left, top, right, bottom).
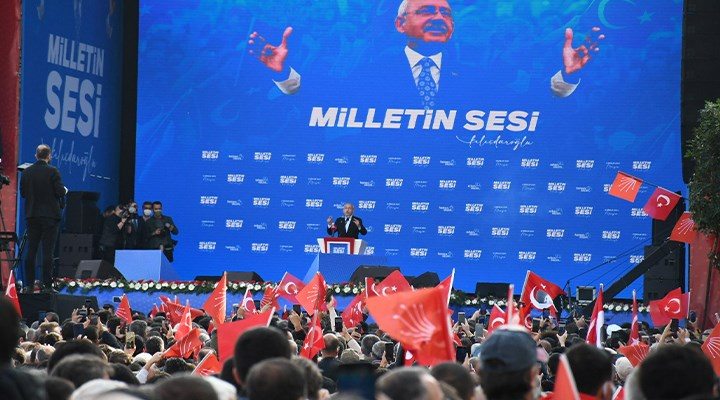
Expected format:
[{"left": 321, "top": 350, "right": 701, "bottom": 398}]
[
  {"left": 20, "top": 0, "right": 123, "bottom": 207},
  {"left": 136, "top": 1, "right": 684, "bottom": 295}
]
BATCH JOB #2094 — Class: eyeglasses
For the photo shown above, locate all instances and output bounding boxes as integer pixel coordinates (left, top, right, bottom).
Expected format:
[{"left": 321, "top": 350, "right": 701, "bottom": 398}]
[{"left": 413, "top": 5, "right": 452, "bottom": 17}]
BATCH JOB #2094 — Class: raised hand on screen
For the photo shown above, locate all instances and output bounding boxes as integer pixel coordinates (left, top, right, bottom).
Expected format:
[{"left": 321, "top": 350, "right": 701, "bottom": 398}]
[
  {"left": 248, "top": 27, "right": 293, "bottom": 73},
  {"left": 562, "top": 27, "right": 605, "bottom": 74}
]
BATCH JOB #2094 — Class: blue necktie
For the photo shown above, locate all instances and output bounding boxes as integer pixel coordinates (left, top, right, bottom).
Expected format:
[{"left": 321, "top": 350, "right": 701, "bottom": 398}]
[{"left": 416, "top": 57, "right": 437, "bottom": 110}]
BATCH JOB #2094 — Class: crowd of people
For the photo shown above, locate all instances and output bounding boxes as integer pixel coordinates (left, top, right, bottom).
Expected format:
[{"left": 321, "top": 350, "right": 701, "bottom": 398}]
[
  {"left": 97, "top": 200, "right": 179, "bottom": 264},
  {"left": 0, "top": 294, "right": 717, "bottom": 400}
]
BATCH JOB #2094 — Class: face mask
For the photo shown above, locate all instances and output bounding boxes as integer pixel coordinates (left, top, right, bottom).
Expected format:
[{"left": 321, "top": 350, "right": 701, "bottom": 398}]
[
  {"left": 128, "top": 206, "right": 137, "bottom": 214},
  {"left": 143, "top": 209, "right": 152, "bottom": 217}
]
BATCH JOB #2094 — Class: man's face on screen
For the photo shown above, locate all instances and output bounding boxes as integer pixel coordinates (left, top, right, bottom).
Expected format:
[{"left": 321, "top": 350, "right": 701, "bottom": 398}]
[
  {"left": 343, "top": 204, "right": 354, "bottom": 217},
  {"left": 397, "top": 0, "right": 454, "bottom": 44}
]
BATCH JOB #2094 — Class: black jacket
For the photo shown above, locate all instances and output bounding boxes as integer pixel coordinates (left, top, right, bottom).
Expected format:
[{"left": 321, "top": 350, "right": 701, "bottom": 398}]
[
  {"left": 142, "top": 215, "right": 179, "bottom": 249},
  {"left": 327, "top": 216, "right": 367, "bottom": 239},
  {"left": 99, "top": 214, "right": 124, "bottom": 248},
  {"left": 20, "top": 160, "right": 66, "bottom": 220}
]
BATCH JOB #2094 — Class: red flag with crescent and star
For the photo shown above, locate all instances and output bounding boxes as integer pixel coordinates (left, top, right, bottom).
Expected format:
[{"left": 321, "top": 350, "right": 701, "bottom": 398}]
[
  {"left": 276, "top": 272, "right": 305, "bottom": 303},
  {"left": 240, "top": 288, "right": 257, "bottom": 313},
  {"left": 520, "top": 271, "right": 565, "bottom": 315},
  {"left": 373, "top": 270, "right": 412, "bottom": 297},
  {"left": 4, "top": 271, "right": 21, "bottom": 317},
  {"left": 608, "top": 172, "right": 643, "bottom": 202},
  {"left": 300, "top": 312, "right": 325, "bottom": 359},
  {"left": 648, "top": 287, "right": 689, "bottom": 327},
  {"left": 642, "top": 187, "right": 681, "bottom": 221},
  {"left": 341, "top": 293, "right": 365, "bottom": 328},
  {"left": 487, "top": 305, "right": 506, "bottom": 334}
]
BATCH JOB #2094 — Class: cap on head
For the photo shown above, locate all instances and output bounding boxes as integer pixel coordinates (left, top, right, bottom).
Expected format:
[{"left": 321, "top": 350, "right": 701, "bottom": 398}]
[{"left": 480, "top": 328, "right": 537, "bottom": 373}]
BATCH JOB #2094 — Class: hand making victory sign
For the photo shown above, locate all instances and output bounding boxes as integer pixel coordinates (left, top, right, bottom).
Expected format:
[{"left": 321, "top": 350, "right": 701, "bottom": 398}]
[
  {"left": 248, "top": 26, "right": 293, "bottom": 72},
  {"left": 562, "top": 27, "right": 605, "bottom": 75}
]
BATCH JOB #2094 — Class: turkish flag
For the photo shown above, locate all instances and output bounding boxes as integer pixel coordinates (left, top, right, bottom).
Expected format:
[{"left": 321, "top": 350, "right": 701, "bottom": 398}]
[
  {"left": 520, "top": 271, "right": 565, "bottom": 313},
  {"left": 553, "top": 354, "right": 581, "bottom": 400},
  {"left": 437, "top": 269, "right": 455, "bottom": 306},
  {"left": 202, "top": 273, "right": 228, "bottom": 326},
  {"left": 608, "top": 172, "right": 643, "bottom": 202},
  {"left": 241, "top": 288, "right": 257, "bottom": 313},
  {"left": 217, "top": 309, "right": 274, "bottom": 363},
  {"left": 618, "top": 342, "right": 650, "bottom": 367},
  {"left": 277, "top": 272, "right": 305, "bottom": 302},
  {"left": 365, "top": 277, "right": 379, "bottom": 298},
  {"left": 174, "top": 301, "right": 192, "bottom": 341},
  {"left": 366, "top": 287, "right": 454, "bottom": 366},
  {"left": 642, "top": 187, "right": 681, "bottom": 221},
  {"left": 4, "top": 271, "right": 21, "bottom": 317},
  {"left": 341, "top": 293, "right": 365, "bottom": 328},
  {"left": 300, "top": 313, "right": 325, "bottom": 359},
  {"left": 193, "top": 353, "right": 222, "bottom": 376},
  {"left": 586, "top": 286, "right": 604, "bottom": 348},
  {"left": 648, "top": 288, "right": 689, "bottom": 327},
  {"left": 487, "top": 305, "right": 506, "bottom": 334},
  {"left": 165, "top": 328, "right": 203, "bottom": 359},
  {"left": 115, "top": 295, "right": 132, "bottom": 323},
  {"left": 669, "top": 212, "right": 697, "bottom": 244},
  {"left": 629, "top": 290, "right": 640, "bottom": 345},
  {"left": 701, "top": 322, "right": 720, "bottom": 376},
  {"left": 374, "top": 270, "right": 412, "bottom": 297},
  {"left": 296, "top": 273, "right": 327, "bottom": 315}
]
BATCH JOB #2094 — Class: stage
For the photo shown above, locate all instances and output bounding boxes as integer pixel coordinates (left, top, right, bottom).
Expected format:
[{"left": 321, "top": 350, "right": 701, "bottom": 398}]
[{"left": 51, "top": 278, "right": 651, "bottom": 326}]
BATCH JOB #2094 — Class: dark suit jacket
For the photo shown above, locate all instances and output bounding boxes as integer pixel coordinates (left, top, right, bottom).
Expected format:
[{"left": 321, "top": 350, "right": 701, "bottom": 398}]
[
  {"left": 20, "top": 160, "right": 66, "bottom": 220},
  {"left": 142, "top": 215, "right": 179, "bottom": 250},
  {"left": 327, "top": 216, "right": 367, "bottom": 239},
  {"left": 99, "top": 214, "right": 123, "bottom": 248}
]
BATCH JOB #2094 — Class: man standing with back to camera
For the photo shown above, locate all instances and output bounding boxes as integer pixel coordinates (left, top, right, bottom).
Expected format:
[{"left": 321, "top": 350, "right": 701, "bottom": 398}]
[{"left": 20, "top": 144, "right": 67, "bottom": 293}]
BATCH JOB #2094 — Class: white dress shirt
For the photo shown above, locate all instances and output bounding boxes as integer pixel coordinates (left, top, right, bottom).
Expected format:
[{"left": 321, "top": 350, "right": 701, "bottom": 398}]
[{"left": 403, "top": 46, "right": 443, "bottom": 91}]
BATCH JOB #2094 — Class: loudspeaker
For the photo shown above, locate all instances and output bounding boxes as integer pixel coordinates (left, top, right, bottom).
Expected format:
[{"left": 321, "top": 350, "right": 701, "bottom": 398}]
[
  {"left": 475, "top": 282, "right": 510, "bottom": 298},
  {"left": 350, "top": 266, "right": 401, "bottom": 283},
  {"left": 681, "top": 1, "right": 720, "bottom": 182},
  {"left": 59, "top": 233, "right": 94, "bottom": 267},
  {"left": 18, "top": 293, "right": 98, "bottom": 322},
  {"left": 64, "top": 191, "right": 101, "bottom": 234},
  {"left": 76, "top": 260, "right": 123, "bottom": 280},
  {"left": 195, "top": 271, "right": 264, "bottom": 282},
  {"left": 643, "top": 245, "right": 685, "bottom": 301},
  {"left": 411, "top": 272, "right": 440, "bottom": 288}
]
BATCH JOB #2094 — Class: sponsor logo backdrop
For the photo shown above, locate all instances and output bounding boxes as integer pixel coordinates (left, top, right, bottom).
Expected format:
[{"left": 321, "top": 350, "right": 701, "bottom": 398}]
[{"left": 136, "top": 1, "right": 684, "bottom": 294}]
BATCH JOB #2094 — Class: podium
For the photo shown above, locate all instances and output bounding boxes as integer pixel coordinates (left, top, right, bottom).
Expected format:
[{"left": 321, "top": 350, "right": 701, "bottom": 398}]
[
  {"left": 305, "top": 237, "right": 386, "bottom": 283},
  {"left": 317, "top": 237, "right": 367, "bottom": 255},
  {"left": 114, "top": 250, "right": 180, "bottom": 281}
]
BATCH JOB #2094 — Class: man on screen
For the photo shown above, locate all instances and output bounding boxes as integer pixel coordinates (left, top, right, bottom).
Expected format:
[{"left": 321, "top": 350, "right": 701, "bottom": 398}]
[
  {"left": 248, "top": 0, "right": 604, "bottom": 100},
  {"left": 327, "top": 203, "right": 367, "bottom": 239}
]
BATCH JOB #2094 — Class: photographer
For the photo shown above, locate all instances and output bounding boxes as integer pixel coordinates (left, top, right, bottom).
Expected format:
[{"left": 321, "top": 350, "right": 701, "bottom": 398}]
[
  {"left": 142, "top": 201, "right": 179, "bottom": 262},
  {"left": 121, "top": 200, "right": 142, "bottom": 249},
  {"left": 98, "top": 204, "right": 129, "bottom": 264}
]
